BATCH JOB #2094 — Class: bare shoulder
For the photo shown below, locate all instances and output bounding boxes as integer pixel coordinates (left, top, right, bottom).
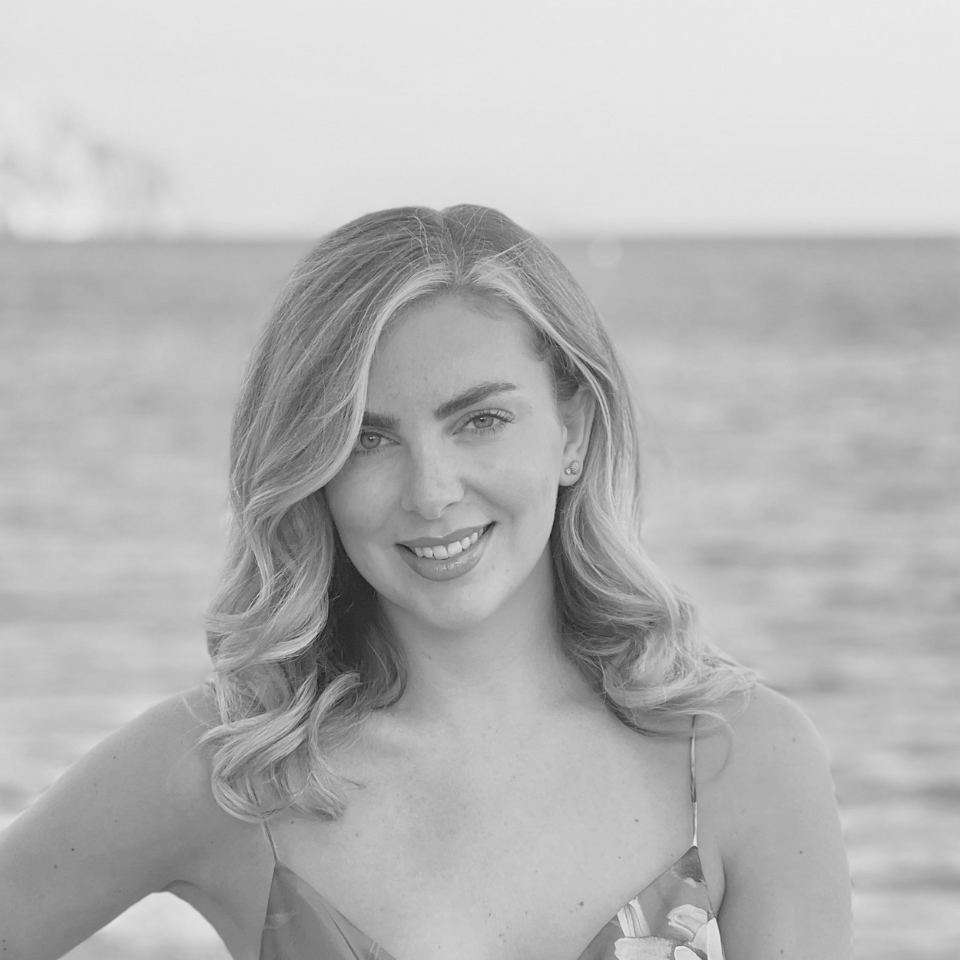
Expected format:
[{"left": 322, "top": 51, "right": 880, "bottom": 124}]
[
  {"left": 694, "top": 680, "right": 816, "bottom": 762},
  {"left": 90, "top": 682, "right": 260, "bottom": 870},
  {"left": 0, "top": 683, "right": 256, "bottom": 960},
  {"left": 732, "top": 681, "right": 824, "bottom": 744},
  {"left": 719, "top": 682, "right": 829, "bottom": 775},
  {"left": 3, "top": 682, "right": 240, "bottom": 871},
  {"left": 65, "top": 682, "right": 227, "bottom": 829},
  {"left": 697, "top": 683, "right": 838, "bottom": 840},
  {"left": 697, "top": 684, "right": 852, "bottom": 959},
  {"left": 113, "top": 682, "right": 224, "bottom": 815}
]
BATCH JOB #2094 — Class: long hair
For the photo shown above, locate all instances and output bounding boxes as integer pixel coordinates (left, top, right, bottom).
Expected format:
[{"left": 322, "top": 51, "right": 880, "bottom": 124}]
[{"left": 201, "top": 204, "right": 755, "bottom": 821}]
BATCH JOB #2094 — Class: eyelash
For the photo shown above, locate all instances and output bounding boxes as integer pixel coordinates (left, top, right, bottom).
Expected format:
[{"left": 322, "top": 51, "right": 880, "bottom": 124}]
[
  {"left": 352, "top": 409, "right": 515, "bottom": 457},
  {"left": 467, "top": 408, "right": 514, "bottom": 436}
]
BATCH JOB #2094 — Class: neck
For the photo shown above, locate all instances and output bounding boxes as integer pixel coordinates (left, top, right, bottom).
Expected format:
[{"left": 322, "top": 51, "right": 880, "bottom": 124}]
[{"left": 378, "top": 571, "right": 595, "bottom": 735}]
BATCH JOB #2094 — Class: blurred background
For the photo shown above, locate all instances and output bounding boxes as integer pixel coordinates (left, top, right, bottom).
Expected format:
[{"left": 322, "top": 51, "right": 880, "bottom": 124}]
[{"left": 1, "top": 2, "right": 958, "bottom": 958}]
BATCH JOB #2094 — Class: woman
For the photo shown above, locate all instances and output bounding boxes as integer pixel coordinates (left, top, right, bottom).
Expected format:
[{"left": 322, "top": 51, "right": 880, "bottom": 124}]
[{"left": 0, "top": 205, "right": 851, "bottom": 959}]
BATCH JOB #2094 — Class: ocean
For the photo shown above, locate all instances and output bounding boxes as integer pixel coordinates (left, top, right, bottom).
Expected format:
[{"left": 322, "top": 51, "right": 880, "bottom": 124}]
[{"left": 1, "top": 237, "right": 958, "bottom": 958}]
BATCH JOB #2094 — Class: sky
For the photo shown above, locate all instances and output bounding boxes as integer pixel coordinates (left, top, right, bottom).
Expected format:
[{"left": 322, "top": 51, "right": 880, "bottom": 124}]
[{"left": 3, "top": 0, "right": 959, "bottom": 236}]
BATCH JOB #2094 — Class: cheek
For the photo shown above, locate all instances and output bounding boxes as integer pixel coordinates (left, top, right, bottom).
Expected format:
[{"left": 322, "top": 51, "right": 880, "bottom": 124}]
[
  {"left": 323, "top": 468, "right": 388, "bottom": 547},
  {"left": 483, "top": 446, "right": 560, "bottom": 522}
]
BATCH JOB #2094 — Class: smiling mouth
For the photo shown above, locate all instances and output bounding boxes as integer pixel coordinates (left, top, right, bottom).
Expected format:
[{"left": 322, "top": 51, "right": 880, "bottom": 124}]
[{"left": 401, "top": 524, "right": 492, "bottom": 560}]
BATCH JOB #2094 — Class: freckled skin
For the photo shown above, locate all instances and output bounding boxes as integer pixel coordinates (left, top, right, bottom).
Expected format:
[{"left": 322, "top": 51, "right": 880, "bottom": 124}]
[{"left": 324, "top": 296, "right": 572, "bottom": 641}]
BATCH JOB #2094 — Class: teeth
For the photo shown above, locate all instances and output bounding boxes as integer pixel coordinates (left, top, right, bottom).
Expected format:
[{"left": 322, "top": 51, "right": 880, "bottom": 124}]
[{"left": 410, "top": 527, "right": 485, "bottom": 560}]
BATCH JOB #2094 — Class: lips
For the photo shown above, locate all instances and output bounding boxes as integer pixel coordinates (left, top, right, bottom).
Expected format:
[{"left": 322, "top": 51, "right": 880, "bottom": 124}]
[
  {"left": 397, "top": 523, "right": 494, "bottom": 582},
  {"left": 399, "top": 524, "right": 493, "bottom": 561},
  {"left": 400, "top": 523, "right": 489, "bottom": 548}
]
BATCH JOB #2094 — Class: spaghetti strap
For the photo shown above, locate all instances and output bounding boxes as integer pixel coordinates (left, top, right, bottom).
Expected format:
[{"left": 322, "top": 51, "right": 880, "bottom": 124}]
[
  {"left": 263, "top": 819, "right": 282, "bottom": 864},
  {"left": 689, "top": 714, "right": 699, "bottom": 847}
]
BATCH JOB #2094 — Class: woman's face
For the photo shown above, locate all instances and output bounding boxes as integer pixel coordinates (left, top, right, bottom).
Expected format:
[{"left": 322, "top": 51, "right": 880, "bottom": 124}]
[{"left": 324, "top": 295, "right": 587, "bottom": 638}]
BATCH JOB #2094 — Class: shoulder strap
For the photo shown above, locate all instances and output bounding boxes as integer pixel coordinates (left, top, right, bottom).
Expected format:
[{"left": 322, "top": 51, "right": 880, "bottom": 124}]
[
  {"left": 689, "top": 714, "right": 699, "bottom": 847},
  {"left": 263, "top": 819, "right": 282, "bottom": 864}
]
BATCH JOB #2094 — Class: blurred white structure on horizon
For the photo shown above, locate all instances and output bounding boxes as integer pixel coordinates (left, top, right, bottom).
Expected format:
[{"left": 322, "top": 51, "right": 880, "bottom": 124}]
[
  {"left": 0, "top": 96, "right": 181, "bottom": 239},
  {"left": 3, "top": 2, "right": 958, "bottom": 237}
]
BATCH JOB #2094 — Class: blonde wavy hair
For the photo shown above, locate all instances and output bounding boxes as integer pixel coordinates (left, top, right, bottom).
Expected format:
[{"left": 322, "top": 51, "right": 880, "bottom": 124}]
[{"left": 202, "top": 204, "right": 754, "bottom": 821}]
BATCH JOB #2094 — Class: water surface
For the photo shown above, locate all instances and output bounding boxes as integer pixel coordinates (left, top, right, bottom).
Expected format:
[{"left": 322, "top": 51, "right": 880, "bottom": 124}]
[{"left": 2, "top": 238, "right": 958, "bottom": 959}]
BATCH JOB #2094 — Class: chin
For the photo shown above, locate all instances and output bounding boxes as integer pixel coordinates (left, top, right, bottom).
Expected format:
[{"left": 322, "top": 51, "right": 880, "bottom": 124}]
[
  {"left": 385, "top": 590, "right": 506, "bottom": 636},
  {"left": 360, "top": 543, "right": 554, "bottom": 638}
]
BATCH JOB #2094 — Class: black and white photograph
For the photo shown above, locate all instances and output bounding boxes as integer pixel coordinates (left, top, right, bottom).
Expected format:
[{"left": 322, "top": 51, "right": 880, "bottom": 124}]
[{"left": 1, "top": 3, "right": 958, "bottom": 959}]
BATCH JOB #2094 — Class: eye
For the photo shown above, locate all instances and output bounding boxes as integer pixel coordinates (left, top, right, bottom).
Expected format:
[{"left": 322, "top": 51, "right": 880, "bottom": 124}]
[
  {"left": 353, "top": 431, "right": 385, "bottom": 455},
  {"left": 464, "top": 409, "right": 513, "bottom": 435}
]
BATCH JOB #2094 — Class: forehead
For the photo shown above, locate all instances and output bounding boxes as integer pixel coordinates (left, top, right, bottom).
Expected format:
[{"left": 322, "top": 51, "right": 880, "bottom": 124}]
[{"left": 366, "top": 296, "right": 548, "bottom": 404}]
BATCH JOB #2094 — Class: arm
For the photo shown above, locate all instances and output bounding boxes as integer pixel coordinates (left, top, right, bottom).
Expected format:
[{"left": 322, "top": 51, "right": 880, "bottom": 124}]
[
  {"left": 0, "top": 686, "right": 228, "bottom": 960},
  {"left": 708, "top": 685, "right": 852, "bottom": 959}
]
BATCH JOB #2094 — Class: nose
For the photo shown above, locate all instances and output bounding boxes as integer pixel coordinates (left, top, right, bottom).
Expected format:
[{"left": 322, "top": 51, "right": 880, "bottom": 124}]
[{"left": 399, "top": 442, "right": 465, "bottom": 520}]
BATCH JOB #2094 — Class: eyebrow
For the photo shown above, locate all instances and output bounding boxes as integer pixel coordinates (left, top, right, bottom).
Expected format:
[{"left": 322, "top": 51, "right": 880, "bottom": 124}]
[{"left": 362, "top": 380, "right": 521, "bottom": 431}]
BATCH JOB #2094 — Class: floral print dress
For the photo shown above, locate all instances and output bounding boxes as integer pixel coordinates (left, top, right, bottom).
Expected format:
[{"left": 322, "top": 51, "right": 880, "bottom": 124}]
[
  {"left": 261, "top": 722, "right": 724, "bottom": 960},
  {"left": 575, "top": 716, "right": 724, "bottom": 960},
  {"left": 579, "top": 844, "right": 724, "bottom": 960}
]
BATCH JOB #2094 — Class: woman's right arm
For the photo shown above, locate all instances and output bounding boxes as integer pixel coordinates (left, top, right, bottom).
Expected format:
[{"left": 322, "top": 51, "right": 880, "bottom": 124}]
[{"left": 0, "top": 686, "right": 229, "bottom": 960}]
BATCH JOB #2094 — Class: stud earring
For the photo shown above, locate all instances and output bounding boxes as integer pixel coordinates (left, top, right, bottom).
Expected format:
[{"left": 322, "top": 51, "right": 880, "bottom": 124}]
[{"left": 564, "top": 460, "right": 581, "bottom": 476}]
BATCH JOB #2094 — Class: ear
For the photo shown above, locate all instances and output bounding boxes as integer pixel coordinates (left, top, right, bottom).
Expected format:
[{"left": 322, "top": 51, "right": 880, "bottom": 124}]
[{"left": 558, "top": 387, "right": 596, "bottom": 486}]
